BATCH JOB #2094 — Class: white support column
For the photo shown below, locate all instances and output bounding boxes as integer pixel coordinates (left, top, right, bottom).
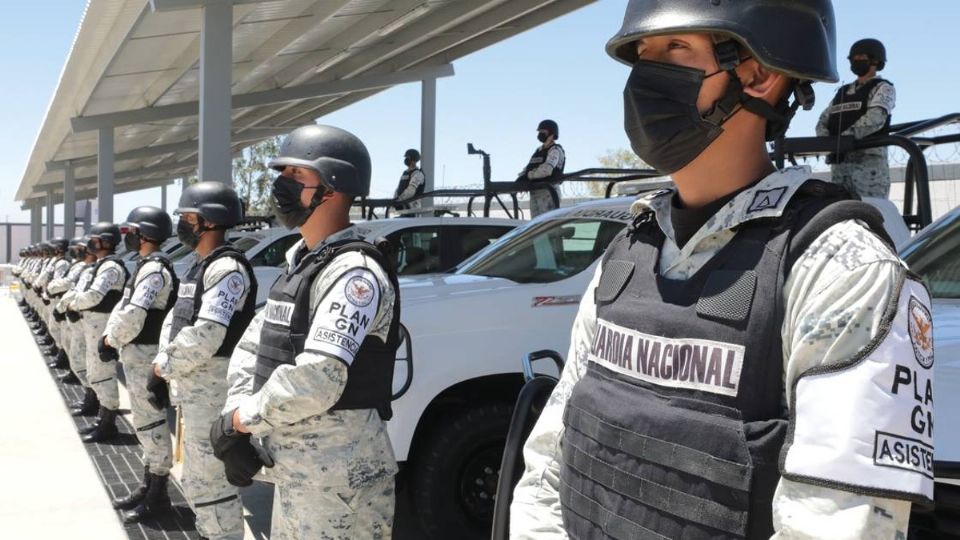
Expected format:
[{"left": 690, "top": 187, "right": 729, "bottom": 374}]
[
  {"left": 198, "top": 1, "right": 233, "bottom": 184},
  {"left": 63, "top": 165, "right": 76, "bottom": 239},
  {"left": 30, "top": 203, "right": 41, "bottom": 243},
  {"left": 98, "top": 127, "right": 115, "bottom": 223},
  {"left": 161, "top": 184, "right": 168, "bottom": 212},
  {"left": 46, "top": 190, "right": 55, "bottom": 239},
  {"left": 420, "top": 77, "right": 437, "bottom": 214}
]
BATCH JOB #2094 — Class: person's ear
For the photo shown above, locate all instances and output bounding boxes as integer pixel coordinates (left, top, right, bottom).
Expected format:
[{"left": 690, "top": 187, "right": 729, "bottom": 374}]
[{"left": 739, "top": 60, "right": 787, "bottom": 105}]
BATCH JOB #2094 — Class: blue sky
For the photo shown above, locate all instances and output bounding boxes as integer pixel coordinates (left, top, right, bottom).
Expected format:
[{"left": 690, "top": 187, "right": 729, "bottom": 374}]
[{"left": 1, "top": 0, "right": 958, "bottom": 224}]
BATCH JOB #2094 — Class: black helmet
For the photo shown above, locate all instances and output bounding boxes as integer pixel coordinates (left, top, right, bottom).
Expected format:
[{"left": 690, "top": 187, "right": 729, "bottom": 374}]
[
  {"left": 176, "top": 182, "right": 244, "bottom": 227},
  {"left": 268, "top": 125, "right": 372, "bottom": 197},
  {"left": 89, "top": 222, "right": 122, "bottom": 248},
  {"left": 849, "top": 38, "right": 886, "bottom": 70},
  {"left": 50, "top": 237, "right": 69, "bottom": 253},
  {"left": 124, "top": 205, "right": 173, "bottom": 242},
  {"left": 404, "top": 148, "right": 421, "bottom": 162},
  {"left": 537, "top": 119, "right": 559, "bottom": 140},
  {"left": 607, "top": 0, "right": 838, "bottom": 83}
]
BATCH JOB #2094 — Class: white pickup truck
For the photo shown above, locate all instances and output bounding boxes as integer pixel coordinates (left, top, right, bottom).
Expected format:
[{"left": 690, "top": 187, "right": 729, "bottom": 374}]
[
  {"left": 150, "top": 216, "right": 520, "bottom": 306},
  {"left": 388, "top": 193, "right": 944, "bottom": 539}
]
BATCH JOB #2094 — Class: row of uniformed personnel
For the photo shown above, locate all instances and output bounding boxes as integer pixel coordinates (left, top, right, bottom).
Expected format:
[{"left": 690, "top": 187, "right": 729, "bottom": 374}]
[{"left": 15, "top": 124, "right": 402, "bottom": 539}]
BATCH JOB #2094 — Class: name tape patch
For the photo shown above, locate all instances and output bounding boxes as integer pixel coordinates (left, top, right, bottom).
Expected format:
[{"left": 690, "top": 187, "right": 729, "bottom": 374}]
[
  {"left": 178, "top": 283, "right": 197, "bottom": 298},
  {"left": 589, "top": 319, "right": 745, "bottom": 397},
  {"left": 830, "top": 102, "right": 864, "bottom": 114},
  {"left": 264, "top": 299, "right": 295, "bottom": 327}
]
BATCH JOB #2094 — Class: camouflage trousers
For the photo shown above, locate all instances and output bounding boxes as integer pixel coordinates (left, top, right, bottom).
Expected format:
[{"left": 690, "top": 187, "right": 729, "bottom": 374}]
[
  {"left": 270, "top": 474, "right": 395, "bottom": 540},
  {"left": 121, "top": 344, "right": 172, "bottom": 476},
  {"left": 530, "top": 186, "right": 559, "bottom": 218},
  {"left": 180, "top": 399, "right": 244, "bottom": 540},
  {"left": 65, "top": 320, "right": 89, "bottom": 387},
  {"left": 830, "top": 150, "right": 891, "bottom": 198},
  {"left": 84, "top": 314, "right": 119, "bottom": 409}
]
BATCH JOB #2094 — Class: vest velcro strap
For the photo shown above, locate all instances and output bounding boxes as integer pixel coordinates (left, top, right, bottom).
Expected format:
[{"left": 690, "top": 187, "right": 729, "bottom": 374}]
[
  {"left": 564, "top": 441, "right": 749, "bottom": 535},
  {"left": 561, "top": 478, "right": 670, "bottom": 540},
  {"left": 565, "top": 405, "right": 751, "bottom": 491}
]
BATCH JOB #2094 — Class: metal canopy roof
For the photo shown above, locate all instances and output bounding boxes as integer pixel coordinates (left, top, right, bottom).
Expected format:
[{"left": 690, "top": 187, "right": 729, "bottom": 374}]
[{"left": 17, "top": 0, "right": 594, "bottom": 207}]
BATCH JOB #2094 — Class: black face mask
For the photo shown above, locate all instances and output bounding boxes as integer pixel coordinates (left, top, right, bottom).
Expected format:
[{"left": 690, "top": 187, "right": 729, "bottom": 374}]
[
  {"left": 86, "top": 238, "right": 100, "bottom": 252},
  {"left": 177, "top": 219, "right": 201, "bottom": 249},
  {"left": 123, "top": 232, "right": 141, "bottom": 253},
  {"left": 272, "top": 175, "right": 322, "bottom": 229},
  {"left": 623, "top": 60, "right": 742, "bottom": 174},
  {"left": 851, "top": 59, "right": 872, "bottom": 77},
  {"left": 404, "top": 158, "right": 414, "bottom": 167},
  {"left": 537, "top": 132, "right": 549, "bottom": 143}
]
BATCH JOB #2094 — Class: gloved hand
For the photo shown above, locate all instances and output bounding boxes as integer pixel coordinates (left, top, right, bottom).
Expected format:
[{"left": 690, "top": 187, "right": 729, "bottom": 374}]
[
  {"left": 97, "top": 338, "right": 119, "bottom": 362},
  {"left": 53, "top": 310, "right": 66, "bottom": 322},
  {"left": 65, "top": 311, "right": 80, "bottom": 323},
  {"left": 209, "top": 410, "right": 268, "bottom": 487},
  {"left": 146, "top": 372, "right": 170, "bottom": 410}
]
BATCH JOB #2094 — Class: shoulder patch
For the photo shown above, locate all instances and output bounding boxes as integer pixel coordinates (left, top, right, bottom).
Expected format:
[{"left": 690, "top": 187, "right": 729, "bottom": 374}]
[
  {"left": 304, "top": 267, "right": 382, "bottom": 365},
  {"left": 908, "top": 296, "right": 934, "bottom": 369},
  {"left": 344, "top": 274, "right": 376, "bottom": 307},
  {"left": 196, "top": 271, "right": 245, "bottom": 326},
  {"left": 782, "top": 277, "right": 935, "bottom": 504}
]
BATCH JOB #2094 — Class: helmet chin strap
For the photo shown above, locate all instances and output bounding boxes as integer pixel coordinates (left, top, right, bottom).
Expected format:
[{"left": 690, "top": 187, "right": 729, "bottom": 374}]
[{"left": 708, "top": 39, "right": 816, "bottom": 142}]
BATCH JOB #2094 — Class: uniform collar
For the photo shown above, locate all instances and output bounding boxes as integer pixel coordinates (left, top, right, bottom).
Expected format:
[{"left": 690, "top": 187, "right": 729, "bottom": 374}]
[{"left": 631, "top": 166, "right": 816, "bottom": 247}]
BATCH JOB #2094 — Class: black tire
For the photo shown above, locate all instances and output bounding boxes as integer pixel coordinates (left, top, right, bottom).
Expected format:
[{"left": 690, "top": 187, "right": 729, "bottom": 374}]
[{"left": 411, "top": 403, "right": 514, "bottom": 540}]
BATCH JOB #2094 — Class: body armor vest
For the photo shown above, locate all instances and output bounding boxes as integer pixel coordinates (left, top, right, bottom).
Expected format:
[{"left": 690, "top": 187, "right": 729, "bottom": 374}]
[
  {"left": 85, "top": 255, "right": 130, "bottom": 314},
  {"left": 396, "top": 168, "right": 425, "bottom": 199},
  {"left": 826, "top": 78, "right": 892, "bottom": 136},
  {"left": 121, "top": 253, "right": 180, "bottom": 345},
  {"left": 558, "top": 182, "right": 884, "bottom": 540},
  {"left": 523, "top": 143, "right": 566, "bottom": 182},
  {"left": 253, "top": 239, "right": 401, "bottom": 420},
  {"left": 168, "top": 245, "right": 257, "bottom": 358}
]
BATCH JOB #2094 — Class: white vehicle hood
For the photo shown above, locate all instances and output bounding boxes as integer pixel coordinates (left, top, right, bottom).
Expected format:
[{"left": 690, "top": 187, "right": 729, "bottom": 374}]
[{"left": 399, "top": 273, "right": 521, "bottom": 306}]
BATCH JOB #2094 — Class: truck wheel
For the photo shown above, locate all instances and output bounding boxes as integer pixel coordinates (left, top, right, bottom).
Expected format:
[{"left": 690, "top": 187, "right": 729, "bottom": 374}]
[{"left": 412, "top": 403, "right": 514, "bottom": 540}]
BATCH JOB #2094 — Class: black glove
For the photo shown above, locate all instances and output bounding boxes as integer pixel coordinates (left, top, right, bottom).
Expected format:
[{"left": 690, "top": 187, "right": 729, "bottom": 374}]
[
  {"left": 53, "top": 310, "right": 66, "bottom": 322},
  {"left": 209, "top": 410, "right": 267, "bottom": 487},
  {"left": 97, "top": 338, "right": 119, "bottom": 362},
  {"left": 146, "top": 372, "right": 170, "bottom": 410}
]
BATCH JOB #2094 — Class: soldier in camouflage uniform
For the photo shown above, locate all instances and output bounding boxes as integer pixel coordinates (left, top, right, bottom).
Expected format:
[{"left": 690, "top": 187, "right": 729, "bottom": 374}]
[
  {"left": 38, "top": 238, "right": 71, "bottom": 366},
  {"left": 517, "top": 119, "right": 566, "bottom": 218},
  {"left": 511, "top": 2, "right": 932, "bottom": 539},
  {"left": 26, "top": 244, "right": 54, "bottom": 348},
  {"left": 817, "top": 38, "right": 896, "bottom": 198},
  {"left": 103, "top": 206, "right": 178, "bottom": 523},
  {"left": 71, "top": 222, "right": 129, "bottom": 442},
  {"left": 217, "top": 125, "right": 401, "bottom": 540},
  {"left": 47, "top": 238, "right": 87, "bottom": 383},
  {"left": 57, "top": 239, "right": 99, "bottom": 413},
  {"left": 153, "top": 183, "right": 256, "bottom": 540}
]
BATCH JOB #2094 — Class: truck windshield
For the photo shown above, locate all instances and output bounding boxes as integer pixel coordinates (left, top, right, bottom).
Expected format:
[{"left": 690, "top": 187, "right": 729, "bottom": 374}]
[{"left": 457, "top": 218, "right": 624, "bottom": 283}]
